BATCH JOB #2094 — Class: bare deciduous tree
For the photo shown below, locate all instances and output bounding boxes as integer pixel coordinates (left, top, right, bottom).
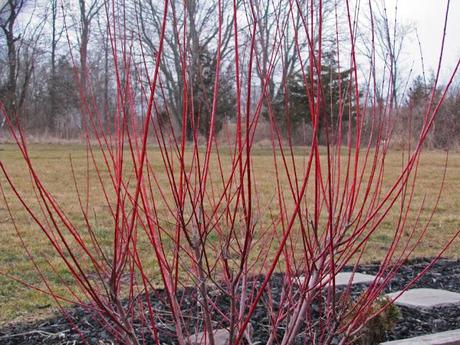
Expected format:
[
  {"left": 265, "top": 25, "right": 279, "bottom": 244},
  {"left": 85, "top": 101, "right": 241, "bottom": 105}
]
[
  {"left": 47, "top": 0, "right": 64, "bottom": 132},
  {"left": 135, "top": 0, "right": 235, "bottom": 138},
  {"left": 369, "top": 0, "right": 413, "bottom": 108},
  {"left": 1, "top": 0, "right": 46, "bottom": 127},
  {"left": 75, "top": 0, "right": 103, "bottom": 129},
  {"left": 0, "top": 0, "right": 26, "bottom": 118}
]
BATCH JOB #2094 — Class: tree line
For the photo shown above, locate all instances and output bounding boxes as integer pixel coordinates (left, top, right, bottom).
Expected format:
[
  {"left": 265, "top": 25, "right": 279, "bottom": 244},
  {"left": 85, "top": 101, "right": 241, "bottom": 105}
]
[{"left": 0, "top": 0, "right": 458, "bottom": 148}]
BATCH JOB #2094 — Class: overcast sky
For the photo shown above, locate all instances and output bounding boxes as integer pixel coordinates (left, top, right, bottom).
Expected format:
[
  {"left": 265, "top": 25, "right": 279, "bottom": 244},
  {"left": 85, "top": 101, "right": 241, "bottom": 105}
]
[{"left": 386, "top": 0, "right": 460, "bottom": 84}]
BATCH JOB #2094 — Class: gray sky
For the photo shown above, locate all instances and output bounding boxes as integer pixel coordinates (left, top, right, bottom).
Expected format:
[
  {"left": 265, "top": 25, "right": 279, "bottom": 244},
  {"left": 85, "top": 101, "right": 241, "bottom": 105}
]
[{"left": 387, "top": 0, "right": 460, "bottom": 84}]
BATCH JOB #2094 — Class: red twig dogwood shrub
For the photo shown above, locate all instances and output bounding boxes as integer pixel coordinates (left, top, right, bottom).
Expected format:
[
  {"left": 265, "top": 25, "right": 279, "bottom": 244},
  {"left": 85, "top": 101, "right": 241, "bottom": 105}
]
[{"left": 1, "top": 0, "right": 459, "bottom": 344}]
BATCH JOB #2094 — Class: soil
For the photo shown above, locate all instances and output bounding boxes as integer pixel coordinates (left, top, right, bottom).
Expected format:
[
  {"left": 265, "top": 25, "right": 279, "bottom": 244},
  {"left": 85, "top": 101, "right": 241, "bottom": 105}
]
[{"left": 1, "top": 258, "right": 459, "bottom": 345}]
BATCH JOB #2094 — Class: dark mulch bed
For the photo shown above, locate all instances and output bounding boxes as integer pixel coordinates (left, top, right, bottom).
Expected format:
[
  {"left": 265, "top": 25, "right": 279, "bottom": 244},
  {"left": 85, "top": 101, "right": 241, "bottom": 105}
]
[{"left": 1, "top": 258, "right": 459, "bottom": 344}]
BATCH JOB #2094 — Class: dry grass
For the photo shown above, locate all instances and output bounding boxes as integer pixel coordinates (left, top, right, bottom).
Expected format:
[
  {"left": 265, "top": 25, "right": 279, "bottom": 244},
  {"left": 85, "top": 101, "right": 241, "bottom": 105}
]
[{"left": 0, "top": 143, "right": 459, "bottom": 324}]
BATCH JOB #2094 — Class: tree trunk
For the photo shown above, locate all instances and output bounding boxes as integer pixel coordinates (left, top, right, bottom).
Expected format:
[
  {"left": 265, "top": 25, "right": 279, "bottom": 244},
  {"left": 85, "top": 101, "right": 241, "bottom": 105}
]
[
  {"left": 5, "top": 30, "right": 17, "bottom": 119},
  {"left": 49, "top": 0, "right": 58, "bottom": 133}
]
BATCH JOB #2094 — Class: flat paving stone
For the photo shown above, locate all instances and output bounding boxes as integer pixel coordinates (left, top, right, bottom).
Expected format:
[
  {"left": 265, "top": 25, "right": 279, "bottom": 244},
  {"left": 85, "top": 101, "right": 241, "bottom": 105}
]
[
  {"left": 188, "top": 329, "right": 229, "bottom": 345},
  {"left": 295, "top": 272, "right": 380, "bottom": 287},
  {"left": 380, "top": 328, "right": 460, "bottom": 344},
  {"left": 386, "top": 288, "right": 460, "bottom": 309}
]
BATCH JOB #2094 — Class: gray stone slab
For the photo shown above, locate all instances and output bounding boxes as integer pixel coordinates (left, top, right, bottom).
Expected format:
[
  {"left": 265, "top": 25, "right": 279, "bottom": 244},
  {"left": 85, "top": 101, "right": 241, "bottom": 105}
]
[
  {"left": 380, "top": 328, "right": 460, "bottom": 344},
  {"left": 188, "top": 329, "right": 229, "bottom": 345},
  {"left": 386, "top": 288, "right": 460, "bottom": 309},
  {"left": 329, "top": 272, "right": 380, "bottom": 286},
  {"left": 295, "top": 272, "right": 380, "bottom": 287}
]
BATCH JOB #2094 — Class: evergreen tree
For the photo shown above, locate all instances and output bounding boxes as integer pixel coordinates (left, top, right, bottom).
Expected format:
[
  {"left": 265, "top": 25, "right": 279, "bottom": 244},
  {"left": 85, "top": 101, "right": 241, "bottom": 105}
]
[
  {"left": 272, "top": 52, "right": 356, "bottom": 144},
  {"left": 406, "top": 75, "right": 430, "bottom": 106},
  {"left": 188, "top": 47, "right": 236, "bottom": 140}
]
